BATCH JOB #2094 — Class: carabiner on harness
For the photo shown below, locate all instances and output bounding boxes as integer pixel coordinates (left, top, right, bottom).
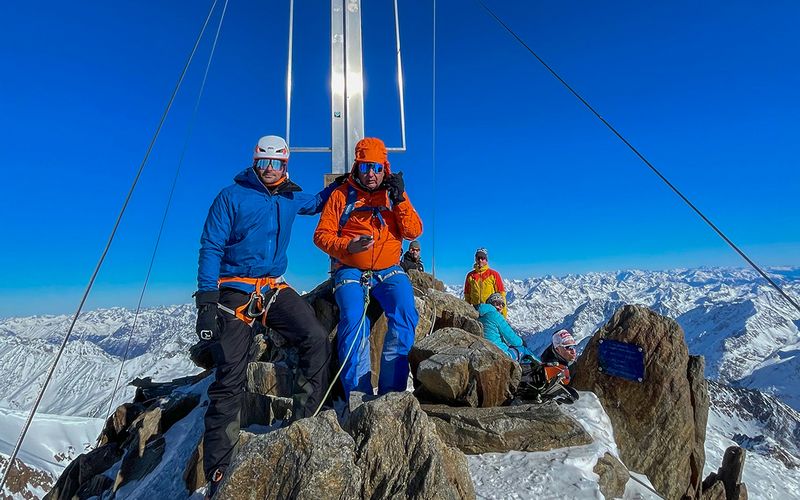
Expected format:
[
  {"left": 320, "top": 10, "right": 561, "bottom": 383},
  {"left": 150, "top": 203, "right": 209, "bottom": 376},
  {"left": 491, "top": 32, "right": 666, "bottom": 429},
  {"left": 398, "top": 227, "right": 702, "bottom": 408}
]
[
  {"left": 360, "top": 270, "right": 373, "bottom": 288},
  {"left": 244, "top": 291, "right": 266, "bottom": 319}
]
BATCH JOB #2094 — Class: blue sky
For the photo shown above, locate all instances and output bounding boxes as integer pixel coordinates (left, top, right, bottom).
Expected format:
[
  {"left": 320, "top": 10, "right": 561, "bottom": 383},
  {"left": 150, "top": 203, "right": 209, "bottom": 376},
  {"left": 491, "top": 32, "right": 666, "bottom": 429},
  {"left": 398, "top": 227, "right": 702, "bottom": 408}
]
[{"left": 1, "top": 1, "right": 798, "bottom": 317}]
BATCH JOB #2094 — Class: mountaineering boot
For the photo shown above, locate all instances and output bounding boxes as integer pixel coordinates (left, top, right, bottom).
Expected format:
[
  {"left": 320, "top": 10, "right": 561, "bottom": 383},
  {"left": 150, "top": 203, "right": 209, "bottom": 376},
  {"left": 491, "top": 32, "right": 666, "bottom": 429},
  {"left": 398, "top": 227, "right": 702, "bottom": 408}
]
[{"left": 205, "top": 467, "right": 225, "bottom": 499}]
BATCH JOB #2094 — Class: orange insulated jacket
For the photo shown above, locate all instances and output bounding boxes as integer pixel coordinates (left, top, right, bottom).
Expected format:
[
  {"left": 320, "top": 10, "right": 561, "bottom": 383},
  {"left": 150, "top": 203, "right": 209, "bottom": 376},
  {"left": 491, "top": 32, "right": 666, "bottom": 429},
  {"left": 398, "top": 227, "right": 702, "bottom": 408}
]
[{"left": 314, "top": 179, "right": 422, "bottom": 271}]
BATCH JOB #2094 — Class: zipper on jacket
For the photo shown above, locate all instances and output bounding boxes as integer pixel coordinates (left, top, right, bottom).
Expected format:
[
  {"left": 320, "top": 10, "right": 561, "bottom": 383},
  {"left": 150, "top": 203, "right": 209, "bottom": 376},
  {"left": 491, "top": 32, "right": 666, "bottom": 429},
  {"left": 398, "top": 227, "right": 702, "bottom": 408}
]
[{"left": 273, "top": 198, "right": 281, "bottom": 263}]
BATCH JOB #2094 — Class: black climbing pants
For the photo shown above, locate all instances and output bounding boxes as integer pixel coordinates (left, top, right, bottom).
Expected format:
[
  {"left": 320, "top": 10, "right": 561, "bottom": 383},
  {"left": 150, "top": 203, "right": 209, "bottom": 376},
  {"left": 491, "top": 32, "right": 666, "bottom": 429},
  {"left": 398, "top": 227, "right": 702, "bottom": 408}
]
[{"left": 202, "top": 287, "right": 331, "bottom": 478}]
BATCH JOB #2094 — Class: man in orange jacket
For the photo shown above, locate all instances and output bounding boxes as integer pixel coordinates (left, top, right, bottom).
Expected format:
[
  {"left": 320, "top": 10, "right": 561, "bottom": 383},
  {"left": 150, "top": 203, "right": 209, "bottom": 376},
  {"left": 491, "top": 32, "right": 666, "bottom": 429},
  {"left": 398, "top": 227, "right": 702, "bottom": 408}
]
[{"left": 314, "top": 137, "right": 422, "bottom": 398}]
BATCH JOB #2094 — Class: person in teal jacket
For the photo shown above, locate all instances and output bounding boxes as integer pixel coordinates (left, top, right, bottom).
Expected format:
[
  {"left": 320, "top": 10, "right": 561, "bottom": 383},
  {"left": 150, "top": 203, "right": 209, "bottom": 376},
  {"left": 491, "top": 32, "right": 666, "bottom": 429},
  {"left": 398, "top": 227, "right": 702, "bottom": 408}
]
[{"left": 477, "top": 292, "right": 534, "bottom": 361}]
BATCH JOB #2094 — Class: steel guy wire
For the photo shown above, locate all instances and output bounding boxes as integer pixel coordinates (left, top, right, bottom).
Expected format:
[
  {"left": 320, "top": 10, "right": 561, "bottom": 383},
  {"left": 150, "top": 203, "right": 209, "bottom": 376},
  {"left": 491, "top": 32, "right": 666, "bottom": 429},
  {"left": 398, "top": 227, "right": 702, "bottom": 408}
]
[{"left": 0, "top": 0, "right": 220, "bottom": 491}]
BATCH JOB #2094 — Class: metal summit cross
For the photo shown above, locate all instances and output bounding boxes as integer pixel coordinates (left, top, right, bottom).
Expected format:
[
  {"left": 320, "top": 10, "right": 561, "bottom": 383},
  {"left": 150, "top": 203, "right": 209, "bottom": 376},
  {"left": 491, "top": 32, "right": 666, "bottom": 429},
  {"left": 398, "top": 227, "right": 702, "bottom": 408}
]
[{"left": 285, "top": 0, "right": 407, "bottom": 182}]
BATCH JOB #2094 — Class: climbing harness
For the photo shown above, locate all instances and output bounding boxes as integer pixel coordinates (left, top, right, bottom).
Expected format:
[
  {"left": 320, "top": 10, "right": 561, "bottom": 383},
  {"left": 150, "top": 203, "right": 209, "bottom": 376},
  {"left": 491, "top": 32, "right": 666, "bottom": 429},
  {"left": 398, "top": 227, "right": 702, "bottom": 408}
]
[
  {"left": 217, "top": 276, "right": 289, "bottom": 326},
  {"left": 332, "top": 268, "right": 406, "bottom": 293}
]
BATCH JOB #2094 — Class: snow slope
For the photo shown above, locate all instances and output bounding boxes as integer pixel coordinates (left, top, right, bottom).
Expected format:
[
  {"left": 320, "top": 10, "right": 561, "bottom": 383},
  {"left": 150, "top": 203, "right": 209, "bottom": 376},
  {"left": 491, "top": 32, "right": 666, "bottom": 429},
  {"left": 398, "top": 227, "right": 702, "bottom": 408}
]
[
  {"left": 0, "top": 305, "right": 201, "bottom": 418},
  {"left": 0, "top": 408, "right": 103, "bottom": 499},
  {"left": 469, "top": 392, "right": 660, "bottom": 499}
]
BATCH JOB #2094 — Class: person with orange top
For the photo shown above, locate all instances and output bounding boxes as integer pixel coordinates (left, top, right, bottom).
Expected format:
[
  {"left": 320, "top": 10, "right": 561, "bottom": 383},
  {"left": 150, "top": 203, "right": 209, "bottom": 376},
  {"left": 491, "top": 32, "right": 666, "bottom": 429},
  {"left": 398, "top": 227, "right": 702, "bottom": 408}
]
[
  {"left": 464, "top": 247, "right": 507, "bottom": 317},
  {"left": 314, "top": 137, "right": 422, "bottom": 398}
]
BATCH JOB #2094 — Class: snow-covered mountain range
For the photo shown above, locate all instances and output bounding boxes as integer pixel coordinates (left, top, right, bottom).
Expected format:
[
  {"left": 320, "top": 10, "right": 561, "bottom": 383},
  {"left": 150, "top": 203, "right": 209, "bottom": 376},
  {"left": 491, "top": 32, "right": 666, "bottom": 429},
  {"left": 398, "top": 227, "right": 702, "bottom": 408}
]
[
  {"left": 457, "top": 266, "right": 800, "bottom": 410},
  {"left": 0, "top": 266, "right": 798, "bottom": 498},
  {"left": 0, "top": 305, "right": 200, "bottom": 418}
]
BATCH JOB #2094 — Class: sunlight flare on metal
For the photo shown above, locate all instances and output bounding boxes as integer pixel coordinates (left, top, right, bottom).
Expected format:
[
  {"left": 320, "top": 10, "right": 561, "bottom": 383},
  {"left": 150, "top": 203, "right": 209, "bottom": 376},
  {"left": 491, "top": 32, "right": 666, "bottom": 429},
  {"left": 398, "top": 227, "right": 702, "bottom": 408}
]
[{"left": 288, "top": 0, "right": 408, "bottom": 172}]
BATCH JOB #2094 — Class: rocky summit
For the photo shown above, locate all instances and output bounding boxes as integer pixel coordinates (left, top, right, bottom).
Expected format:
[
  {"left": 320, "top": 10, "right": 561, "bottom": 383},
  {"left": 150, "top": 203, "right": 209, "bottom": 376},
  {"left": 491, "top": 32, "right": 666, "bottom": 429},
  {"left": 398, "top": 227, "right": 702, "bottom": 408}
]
[{"left": 36, "top": 271, "right": 758, "bottom": 499}]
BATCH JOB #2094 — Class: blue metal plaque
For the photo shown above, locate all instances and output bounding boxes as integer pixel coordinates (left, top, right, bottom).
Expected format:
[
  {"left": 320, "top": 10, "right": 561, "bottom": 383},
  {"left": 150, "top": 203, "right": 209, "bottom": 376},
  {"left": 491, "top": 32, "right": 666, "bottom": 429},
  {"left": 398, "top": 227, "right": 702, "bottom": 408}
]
[{"left": 597, "top": 339, "right": 645, "bottom": 383}]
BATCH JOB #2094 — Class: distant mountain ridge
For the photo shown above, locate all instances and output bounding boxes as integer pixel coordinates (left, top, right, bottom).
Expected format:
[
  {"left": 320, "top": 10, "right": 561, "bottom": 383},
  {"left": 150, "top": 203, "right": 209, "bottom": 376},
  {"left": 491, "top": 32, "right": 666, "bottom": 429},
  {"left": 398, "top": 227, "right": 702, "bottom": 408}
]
[
  {"left": 0, "top": 305, "right": 200, "bottom": 417},
  {"left": 1, "top": 267, "right": 798, "bottom": 417}
]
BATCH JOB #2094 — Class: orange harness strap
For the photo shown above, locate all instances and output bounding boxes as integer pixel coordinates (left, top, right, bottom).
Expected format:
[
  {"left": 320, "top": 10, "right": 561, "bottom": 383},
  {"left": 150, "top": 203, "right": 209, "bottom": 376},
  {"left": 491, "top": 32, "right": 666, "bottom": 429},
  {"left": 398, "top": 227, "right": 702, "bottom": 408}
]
[{"left": 217, "top": 276, "right": 290, "bottom": 326}]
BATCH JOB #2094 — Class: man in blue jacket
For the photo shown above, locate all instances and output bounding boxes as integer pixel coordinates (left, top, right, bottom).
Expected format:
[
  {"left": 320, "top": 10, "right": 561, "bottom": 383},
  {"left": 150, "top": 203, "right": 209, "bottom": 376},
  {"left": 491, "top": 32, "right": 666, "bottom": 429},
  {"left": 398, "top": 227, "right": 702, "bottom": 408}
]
[
  {"left": 194, "top": 135, "right": 336, "bottom": 494},
  {"left": 477, "top": 292, "right": 534, "bottom": 361}
]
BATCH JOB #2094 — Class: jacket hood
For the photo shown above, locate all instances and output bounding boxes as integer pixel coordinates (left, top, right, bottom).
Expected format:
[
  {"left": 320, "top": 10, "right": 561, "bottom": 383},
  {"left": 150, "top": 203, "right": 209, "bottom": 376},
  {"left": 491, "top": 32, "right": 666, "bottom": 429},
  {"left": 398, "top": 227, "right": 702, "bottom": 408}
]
[
  {"left": 234, "top": 167, "right": 301, "bottom": 194},
  {"left": 476, "top": 303, "right": 497, "bottom": 317}
]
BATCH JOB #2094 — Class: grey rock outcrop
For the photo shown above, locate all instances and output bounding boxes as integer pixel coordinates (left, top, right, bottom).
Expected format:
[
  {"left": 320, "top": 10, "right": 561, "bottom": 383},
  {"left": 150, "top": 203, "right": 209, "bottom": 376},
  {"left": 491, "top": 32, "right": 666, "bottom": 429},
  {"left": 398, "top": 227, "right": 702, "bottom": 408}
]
[
  {"left": 426, "top": 289, "right": 483, "bottom": 337},
  {"left": 303, "top": 279, "right": 340, "bottom": 336},
  {"left": 349, "top": 392, "right": 475, "bottom": 499},
  {"left": 112, "top": 391, "right": 200, "bottom": 491},
  {"left": 215, "top": 411, "right": 362, "bottom": 500},
  {"left": 701, "top": 446, "right": 748, "bottom": 500},
  {"left": 96, "top": 402, "right": 146, "bottom": 447},
  {"left": 406, "top": 268, "right": 446, "bottom": 292},
  {"left": 44, "top": 444, "right": 122, "bottom": 500},
  {"left": 246, "top": 361, "right": 293, "bottom": 397},
  {"left": 241, "top": 393, "right": 293, "bottom": 428},
  {"left": 571, "top": 304, "right": 710, "bottom": 500},
  {"left": 593, "top": 452, "right": 630, "bottom": 499},
  {"left": 217, "top": 392, "right": 475, "bottom": 500},
  {"left": 410, "top": 327, "right": 520, "bottom": 407},
  {"left": 46, "top": 376, "right": 210, "bottom": 500},
  {"left": 422, "top": 403, "right": 592, "bottom": 454}
]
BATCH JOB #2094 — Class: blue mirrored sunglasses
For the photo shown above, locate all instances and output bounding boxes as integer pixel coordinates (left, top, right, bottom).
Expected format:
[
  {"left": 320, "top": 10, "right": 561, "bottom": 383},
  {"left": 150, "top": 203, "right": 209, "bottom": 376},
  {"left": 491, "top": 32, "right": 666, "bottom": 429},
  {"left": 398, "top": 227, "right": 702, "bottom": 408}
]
[
  {"left": 255, "top": 158, "right": 286, "bottom": 171},
  {"left": 357, "top": 162, "right": 384, "bottom": 174}
]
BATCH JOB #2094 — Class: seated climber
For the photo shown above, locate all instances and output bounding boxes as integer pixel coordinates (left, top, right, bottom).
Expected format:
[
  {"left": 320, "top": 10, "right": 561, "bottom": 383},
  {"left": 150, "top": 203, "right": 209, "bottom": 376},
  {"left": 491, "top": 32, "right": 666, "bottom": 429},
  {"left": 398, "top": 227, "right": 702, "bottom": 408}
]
[
  {"left": 400, "top": 240, "right": 424, "bottom": 272},
  {"left": 540, "top": 329, "right": 578, "bottom": 381},
  {"left": 477, "top": 292, "right": 534, "bottom": 362},
  {"left": 514, "top": 330, "right": 580, "bottom": 404},
  {"left": 313, "top": 137, "right": 423, "bottom": 399}
]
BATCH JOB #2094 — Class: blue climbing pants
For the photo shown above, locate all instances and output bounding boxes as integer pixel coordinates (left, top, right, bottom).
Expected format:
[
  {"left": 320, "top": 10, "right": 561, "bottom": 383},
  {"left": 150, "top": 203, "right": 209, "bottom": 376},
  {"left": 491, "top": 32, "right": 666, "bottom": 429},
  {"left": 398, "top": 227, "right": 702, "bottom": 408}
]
[{"left": 333, "top": 265, "right": 418, "bottom": 398}]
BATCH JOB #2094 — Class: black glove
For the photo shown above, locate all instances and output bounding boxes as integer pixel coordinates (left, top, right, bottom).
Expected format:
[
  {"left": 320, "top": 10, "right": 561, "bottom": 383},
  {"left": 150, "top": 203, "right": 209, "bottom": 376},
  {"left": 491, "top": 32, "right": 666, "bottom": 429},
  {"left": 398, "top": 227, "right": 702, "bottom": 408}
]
[
  {"left": 194, "top": 290, "right": 220, "bottom": 341},
  {"left": 383, "top": 172, "right": 406, "bottom": 204}
]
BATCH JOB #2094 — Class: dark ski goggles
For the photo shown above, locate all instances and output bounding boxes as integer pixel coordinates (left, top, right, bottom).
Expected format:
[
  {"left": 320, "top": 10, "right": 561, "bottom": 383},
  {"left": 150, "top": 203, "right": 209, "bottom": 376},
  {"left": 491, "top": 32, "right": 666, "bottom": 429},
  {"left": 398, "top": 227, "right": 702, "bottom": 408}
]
[
  {"left": 357, "top": 162, "right": 384, "bottom": 174},
  {"left": 255, "top": 158, "right": 287, "bottom": 171}
]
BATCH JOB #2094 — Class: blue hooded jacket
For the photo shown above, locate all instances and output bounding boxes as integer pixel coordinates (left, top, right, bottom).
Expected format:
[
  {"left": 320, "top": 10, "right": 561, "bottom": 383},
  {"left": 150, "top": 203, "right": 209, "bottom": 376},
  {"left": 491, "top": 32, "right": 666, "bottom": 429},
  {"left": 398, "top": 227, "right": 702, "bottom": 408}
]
[
  {"left": 477, "top": 303, "right": 526, "bottom": 358},
  {"left": 197, "top": 167, "right": 336, "bottom": 292}
]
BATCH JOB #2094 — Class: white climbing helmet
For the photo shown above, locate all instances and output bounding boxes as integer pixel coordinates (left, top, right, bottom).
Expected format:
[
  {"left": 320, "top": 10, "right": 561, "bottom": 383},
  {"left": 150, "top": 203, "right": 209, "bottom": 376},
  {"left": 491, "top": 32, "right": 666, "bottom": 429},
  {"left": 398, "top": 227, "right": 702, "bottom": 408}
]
[{"left": 253, "top": 135, "right": 289, "bottom": 161}]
